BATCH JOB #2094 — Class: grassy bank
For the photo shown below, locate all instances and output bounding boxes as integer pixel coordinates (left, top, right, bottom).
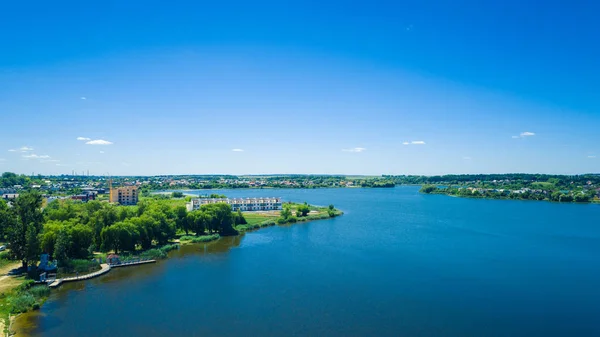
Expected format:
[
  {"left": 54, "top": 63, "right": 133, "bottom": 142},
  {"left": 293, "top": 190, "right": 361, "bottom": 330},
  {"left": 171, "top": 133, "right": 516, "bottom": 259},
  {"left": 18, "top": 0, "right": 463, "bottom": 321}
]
[
  {"left": 236, "top": 203, "right": 343, "bottom": 232},
  {"left": 179, "top": 234, "right": 221, "bottom": 244}
]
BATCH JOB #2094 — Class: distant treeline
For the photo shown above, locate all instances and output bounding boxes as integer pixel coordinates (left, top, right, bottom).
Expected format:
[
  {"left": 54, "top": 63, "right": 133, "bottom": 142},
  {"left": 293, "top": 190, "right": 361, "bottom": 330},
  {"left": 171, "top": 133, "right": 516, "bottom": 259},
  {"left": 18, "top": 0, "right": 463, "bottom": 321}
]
[{"left": 387, "top": 174, "right": 600, "bottom": 186}]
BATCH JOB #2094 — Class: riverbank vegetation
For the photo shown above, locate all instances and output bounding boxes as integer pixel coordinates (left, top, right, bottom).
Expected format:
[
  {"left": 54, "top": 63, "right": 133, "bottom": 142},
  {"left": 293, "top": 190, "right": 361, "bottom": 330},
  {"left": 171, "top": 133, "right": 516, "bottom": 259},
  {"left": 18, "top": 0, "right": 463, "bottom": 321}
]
[
  {"left": 236, "top": 203, "right": 343, "bottom": 231},
  {"left": 420, "top": 184, "right": 599, "bottom": 203},
  {"left": 0, "top": 191, "right": 342, "bottom": 331}
]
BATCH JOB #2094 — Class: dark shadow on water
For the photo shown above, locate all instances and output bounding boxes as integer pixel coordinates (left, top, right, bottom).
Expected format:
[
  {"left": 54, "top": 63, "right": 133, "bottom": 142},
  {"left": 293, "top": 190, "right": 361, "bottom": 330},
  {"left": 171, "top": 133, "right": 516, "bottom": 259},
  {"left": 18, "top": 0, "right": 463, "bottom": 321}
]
[{"left": 13, "top": 233, "right": 246, "bottom": 336}]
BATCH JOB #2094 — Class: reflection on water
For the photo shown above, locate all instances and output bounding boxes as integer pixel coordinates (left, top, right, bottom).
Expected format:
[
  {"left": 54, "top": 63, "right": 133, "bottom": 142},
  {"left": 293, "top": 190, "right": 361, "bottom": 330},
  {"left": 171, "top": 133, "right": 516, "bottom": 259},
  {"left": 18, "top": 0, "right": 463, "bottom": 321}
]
[{"left": 13, "top": 233, "right": 245, "bottom": 336}]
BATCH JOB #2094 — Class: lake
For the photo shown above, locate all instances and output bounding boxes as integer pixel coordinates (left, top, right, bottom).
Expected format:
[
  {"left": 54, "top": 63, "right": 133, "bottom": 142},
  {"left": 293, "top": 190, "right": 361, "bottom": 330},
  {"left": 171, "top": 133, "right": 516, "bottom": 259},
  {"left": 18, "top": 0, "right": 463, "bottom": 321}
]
[{"left": 15, "top": 187, "right": 600, "bottom": 336}]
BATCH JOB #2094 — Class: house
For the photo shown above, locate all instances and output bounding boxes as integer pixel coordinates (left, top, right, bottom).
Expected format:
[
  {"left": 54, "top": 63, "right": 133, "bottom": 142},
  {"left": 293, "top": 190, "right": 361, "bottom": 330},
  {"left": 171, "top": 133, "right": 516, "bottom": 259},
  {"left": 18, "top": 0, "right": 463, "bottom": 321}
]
[
  {"left": 107, "top": 254, "right": 121, "bottom": 265},
  {"left": 186, "top": 197, "right": 283, "bottom": 212},
  {"left": 70, "top": 193, "right": 95, "bottom": 202},
  {"left": 2, "top": 193, "right": 19, "bottom": 201}
]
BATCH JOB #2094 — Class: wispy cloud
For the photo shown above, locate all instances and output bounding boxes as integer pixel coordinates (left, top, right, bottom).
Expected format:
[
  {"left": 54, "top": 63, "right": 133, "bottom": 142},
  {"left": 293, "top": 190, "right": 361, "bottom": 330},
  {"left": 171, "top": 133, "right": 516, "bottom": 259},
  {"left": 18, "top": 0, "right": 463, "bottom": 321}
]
[
  {"left": 463, "top": 156, "right": 472, "bottom": 160},
  {"left": 86, "top": 139, "right": 113, "bottom": 145},
  {"left": 22, "top": 154, "right": 51, "bottom": 159},
  {"left": 41, "top": 159, "right": 60, "bottom": 163},
  {"left": 99, "top": 151, "right": 105, "bottom": 154},
  {"left": 513, "top": 132, "right": 535, "bottom": 139},
  {"left": 0, "top": 158, "right": 5, "bottom": 161},
  {"left": 8, "top": 146, "right": 34, "bottom": 152},
  {"left": 77, "top": 137, "right": 91, "bottom": 141},
  {"left": 588, "top": 155, "right": 596, "bottom": 158},
  {"left": 342, "top": 147, "right": 366, "bottom": 153},
  {"left": 403, "top": 141, "right": 426, "bottom": 145},
  {"left": 80, "top": 97, "right": 87, "bottom": 100},
  {"left": 232, "top": 149, "right": 244, "bottom": 152}
]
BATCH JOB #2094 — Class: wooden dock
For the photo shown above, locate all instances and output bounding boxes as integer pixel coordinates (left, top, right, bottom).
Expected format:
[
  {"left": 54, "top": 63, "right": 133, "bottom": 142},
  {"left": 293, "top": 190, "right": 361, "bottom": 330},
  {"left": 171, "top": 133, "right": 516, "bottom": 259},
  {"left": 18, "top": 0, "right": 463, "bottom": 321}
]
[
  {"left": 110, "top": 259, "right": 156, "bottom": 268},
  {"left": 49, "top": 263, "right": 111, "bottom": 288},
  {"left": 47, "top": 259, "right": 156, "bottom": 288}
]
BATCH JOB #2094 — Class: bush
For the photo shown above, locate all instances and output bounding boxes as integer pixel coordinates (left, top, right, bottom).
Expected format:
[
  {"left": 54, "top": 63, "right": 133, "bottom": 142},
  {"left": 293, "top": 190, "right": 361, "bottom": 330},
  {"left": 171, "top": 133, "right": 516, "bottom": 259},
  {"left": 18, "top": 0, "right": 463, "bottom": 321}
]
[
  {"left": 160, "top": 244, "right": 179, "bottom": 253},
  {"left": 16, "top": 280, "right": 35, "bottom": 293},
  {"left": 189, "top": 234, "right": 220, "bottom": 243},
  {"left": 10, "top": 293, "right": 37, "bottom": 314},
  {"left": 71, "top": 259, "right": 100, "bottom": 273},
  {"left": 29, "top": 286, "right": 50, "bottom": 299},
  {"left": 140, "top": 248, "right": 166, "bottom": 260}
]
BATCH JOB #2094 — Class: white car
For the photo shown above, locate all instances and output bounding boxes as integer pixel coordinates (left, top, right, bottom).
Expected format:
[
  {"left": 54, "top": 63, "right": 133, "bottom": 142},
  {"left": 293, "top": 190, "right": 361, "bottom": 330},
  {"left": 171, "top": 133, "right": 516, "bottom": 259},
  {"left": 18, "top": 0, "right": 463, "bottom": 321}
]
[{"left": 0, "top": 246, "right": 5, "bottom": 251}]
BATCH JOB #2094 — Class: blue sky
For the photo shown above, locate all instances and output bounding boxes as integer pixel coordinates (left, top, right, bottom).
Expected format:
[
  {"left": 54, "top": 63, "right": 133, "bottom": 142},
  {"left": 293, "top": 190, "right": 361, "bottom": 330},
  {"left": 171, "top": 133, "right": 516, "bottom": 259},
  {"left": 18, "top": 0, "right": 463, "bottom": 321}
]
[{"left": 1, "top": 0, "right": 598, "bottom": 175}]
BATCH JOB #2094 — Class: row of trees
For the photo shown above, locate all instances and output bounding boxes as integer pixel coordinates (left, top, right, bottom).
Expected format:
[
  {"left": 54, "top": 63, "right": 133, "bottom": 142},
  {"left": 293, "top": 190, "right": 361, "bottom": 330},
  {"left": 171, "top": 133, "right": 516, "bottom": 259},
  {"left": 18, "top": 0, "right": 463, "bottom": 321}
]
[
  {"left": 0, "top": 192, "right": 243, "bottom": 269},
  {"left": 393, "top": 174, "right": 600, "bottom": 187},
  {"left": 420, "top": 185, "right": 597, "bottom": 203}
]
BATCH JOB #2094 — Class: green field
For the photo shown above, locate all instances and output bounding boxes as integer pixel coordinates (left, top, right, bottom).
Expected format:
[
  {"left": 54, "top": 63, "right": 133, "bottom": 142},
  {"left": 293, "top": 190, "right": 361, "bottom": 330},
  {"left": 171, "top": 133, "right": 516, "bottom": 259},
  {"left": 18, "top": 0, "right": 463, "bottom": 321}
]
[{"left": 242, "top": 212, "right": 279, "bottom": 225}]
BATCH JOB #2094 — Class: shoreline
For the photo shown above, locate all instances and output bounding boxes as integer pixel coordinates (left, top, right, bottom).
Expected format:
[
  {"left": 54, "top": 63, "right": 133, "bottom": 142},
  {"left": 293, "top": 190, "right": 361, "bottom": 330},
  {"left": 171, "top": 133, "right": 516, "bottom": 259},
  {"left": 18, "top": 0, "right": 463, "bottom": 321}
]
[
  {"left": 9, "top": 207, "right": 342, "bottom": 336},
  {"left": 422, "top": 191, "right": 600, "bottom": 204}
]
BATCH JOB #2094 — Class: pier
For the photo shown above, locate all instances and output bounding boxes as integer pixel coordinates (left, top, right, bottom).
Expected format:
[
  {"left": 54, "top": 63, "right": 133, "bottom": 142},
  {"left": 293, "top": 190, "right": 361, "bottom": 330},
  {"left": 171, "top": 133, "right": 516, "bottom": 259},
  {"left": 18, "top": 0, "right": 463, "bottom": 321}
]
[{"left": 48, "top": 260, "right": 156, "bottom": 288}]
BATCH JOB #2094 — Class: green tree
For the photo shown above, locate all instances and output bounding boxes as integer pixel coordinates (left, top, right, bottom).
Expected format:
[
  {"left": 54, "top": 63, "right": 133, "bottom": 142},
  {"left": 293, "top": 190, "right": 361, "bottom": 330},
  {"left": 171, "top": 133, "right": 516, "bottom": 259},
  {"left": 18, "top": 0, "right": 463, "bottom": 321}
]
[
  {"left": 200, "top": 203, "right": 236, "bottom": 235},
  {"left": 174, "top": 206, "right": 189, "bottom": 234},
  {"left": 172, "top": 192, "right": 184, "bottom": 198},
  {"left": 0, "top": 199, "right": 13, "bottom": 239},
  {"left": 234, "top": 209, "right": 247, "bottom": 225},
  {"left": 297, "top": 203, "right": 310, "bottom": 217},
  {"left": 280, "top": 205, "right": 292, "bottom": 220},
  {"left": 54, "top": 229, "right": 70, "bottom": 265},
  {"left": 6, "top": 192, "right": 44, "bottom": 269},
  {"left": 420, "top": 185, "right": 438, "bottom": 194}
]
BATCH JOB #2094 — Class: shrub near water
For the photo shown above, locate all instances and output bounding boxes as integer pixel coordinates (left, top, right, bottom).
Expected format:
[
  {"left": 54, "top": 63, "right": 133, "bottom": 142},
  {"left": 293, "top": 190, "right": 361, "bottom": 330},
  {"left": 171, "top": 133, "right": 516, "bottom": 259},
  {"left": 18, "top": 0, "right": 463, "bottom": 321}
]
[
  {"left": 140, "top": 248, "right": 166, "bottom": 260},
  {"left": 180, "top": 234, "right": 220, "bottom": 243},
  {"left": 9, "top": 284, "right": 51, "bottom": 314}
]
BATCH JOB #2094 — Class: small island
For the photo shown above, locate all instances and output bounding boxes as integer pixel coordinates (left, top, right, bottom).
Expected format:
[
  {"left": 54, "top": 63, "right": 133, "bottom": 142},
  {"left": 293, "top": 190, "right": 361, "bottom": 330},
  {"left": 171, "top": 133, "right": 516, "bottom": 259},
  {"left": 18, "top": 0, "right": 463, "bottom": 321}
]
[{"left": 0, "top": 191, "right": 342, "bottom": 333}]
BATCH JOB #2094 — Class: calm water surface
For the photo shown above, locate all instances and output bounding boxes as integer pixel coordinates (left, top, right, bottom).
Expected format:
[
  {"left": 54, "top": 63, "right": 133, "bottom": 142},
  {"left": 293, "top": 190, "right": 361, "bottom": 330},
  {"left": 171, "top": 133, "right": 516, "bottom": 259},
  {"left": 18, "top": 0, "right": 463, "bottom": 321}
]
[{"left": 16, "top": 187, "right": 600, "bottom": 336}]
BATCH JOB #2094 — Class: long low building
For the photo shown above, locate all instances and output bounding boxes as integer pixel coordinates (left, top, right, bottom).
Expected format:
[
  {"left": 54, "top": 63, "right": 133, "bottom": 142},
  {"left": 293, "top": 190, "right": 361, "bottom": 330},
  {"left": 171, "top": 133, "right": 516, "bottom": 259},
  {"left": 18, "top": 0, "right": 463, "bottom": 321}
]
[{"left": 186, "top": 197, "right": 282, "bottom": 212}]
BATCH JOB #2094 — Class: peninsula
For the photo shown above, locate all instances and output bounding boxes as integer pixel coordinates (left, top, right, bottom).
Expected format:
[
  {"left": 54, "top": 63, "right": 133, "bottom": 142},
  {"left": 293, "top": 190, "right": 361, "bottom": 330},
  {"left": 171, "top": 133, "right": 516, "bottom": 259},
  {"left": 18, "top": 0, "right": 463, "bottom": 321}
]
[{"left": 0, "top": 190, "right": 342, "bottom": 334}]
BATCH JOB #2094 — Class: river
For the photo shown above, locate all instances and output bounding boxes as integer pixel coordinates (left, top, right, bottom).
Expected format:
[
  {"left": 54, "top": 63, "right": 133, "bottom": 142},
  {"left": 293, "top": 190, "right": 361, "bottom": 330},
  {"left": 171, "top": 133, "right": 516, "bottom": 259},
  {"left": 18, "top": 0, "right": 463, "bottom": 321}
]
[{"left": 15, "top": 187, "right": 600, "bottom": 336}]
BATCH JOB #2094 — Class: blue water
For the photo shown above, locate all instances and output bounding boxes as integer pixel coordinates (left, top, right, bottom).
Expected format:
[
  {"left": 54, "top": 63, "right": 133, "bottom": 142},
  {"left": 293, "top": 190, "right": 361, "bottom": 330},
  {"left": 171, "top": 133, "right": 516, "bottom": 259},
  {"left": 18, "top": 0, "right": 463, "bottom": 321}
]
[{"left": 18, "top": 187, "right": 600, "bottom": 336}]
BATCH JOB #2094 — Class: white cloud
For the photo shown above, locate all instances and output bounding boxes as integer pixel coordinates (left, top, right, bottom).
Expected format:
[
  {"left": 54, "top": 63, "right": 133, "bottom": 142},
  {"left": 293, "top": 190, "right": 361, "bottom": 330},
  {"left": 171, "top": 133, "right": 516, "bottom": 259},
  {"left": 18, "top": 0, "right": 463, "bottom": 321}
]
[
  {"left": 588, "top": 155, "right": 596, "bottom": 158},
  {"left": 463, "top": 156, "right": 472, "bottom": 160},
  {"left": 402, "top": 142, "right": 410, "bottom": 145},
  {"left": 99, "top": 151, "right": 105, "bottom": 154},
  {"left": 511, "top": 136, "right": 520, "bottom": 139},
  {"left": 77, "top": 137, "right": 91, "bottom": 141},
  {"left": 41, "top": 159, "right": 60, "bottom": 163},
  {"left": 86, "top": 139, "right": 113, "bottom": 145},
  {"left": 80, "top": 97, "right": 87, "bottom": 100},
  {"left": 8, "top": 146, "right": 33, "bottom": 152},
  {"left": 520, "top": 132, "right": 535, "bottom": 137},
  {"left": 22, "top": 154, "right": 51, "bottom": 159},
  {"left": 403, "top": 141, "right": 426, "bottom": 145},
  {"left": 342, "top": 147, "right": 366, "bottom": 153},
  {"left": 0, "top": 158, "right": 5, "bottom": 161},
  {"left": 232, "top": 149, "right": 244, "bottom": 152}
]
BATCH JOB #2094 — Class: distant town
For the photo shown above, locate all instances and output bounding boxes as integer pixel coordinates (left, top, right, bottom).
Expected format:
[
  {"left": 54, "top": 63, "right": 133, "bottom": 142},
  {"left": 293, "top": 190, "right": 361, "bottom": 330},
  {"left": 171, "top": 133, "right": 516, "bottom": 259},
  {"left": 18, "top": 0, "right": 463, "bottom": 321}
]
[{"left": 1, "top": 172, "right": 599, "bottom": 205}]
